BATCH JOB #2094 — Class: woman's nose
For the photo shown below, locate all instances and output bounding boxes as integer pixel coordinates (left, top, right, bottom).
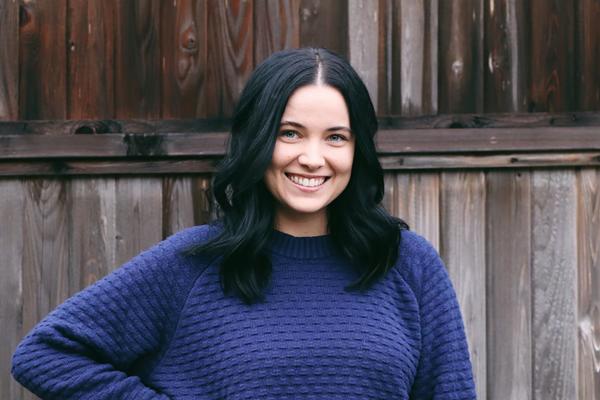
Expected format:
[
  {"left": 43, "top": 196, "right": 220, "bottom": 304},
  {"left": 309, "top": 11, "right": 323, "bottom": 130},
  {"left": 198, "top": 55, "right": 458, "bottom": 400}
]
[{"left": 297, "top": 144, "right": 325, "bottom": 169}]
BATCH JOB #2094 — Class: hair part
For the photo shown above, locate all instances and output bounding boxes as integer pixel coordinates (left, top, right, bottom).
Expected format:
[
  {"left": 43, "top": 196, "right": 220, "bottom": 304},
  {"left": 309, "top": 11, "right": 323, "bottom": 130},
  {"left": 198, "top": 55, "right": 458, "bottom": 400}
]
[{"left": 186, "top": 48, "right": 408, "bottom": 304}]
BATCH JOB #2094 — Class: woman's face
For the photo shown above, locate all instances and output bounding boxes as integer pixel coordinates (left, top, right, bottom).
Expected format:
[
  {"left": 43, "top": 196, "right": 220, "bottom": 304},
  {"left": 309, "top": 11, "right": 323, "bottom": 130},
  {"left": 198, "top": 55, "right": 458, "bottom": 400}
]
[{"left": 264, "top": 84, "right": 355, "bottom": 235}]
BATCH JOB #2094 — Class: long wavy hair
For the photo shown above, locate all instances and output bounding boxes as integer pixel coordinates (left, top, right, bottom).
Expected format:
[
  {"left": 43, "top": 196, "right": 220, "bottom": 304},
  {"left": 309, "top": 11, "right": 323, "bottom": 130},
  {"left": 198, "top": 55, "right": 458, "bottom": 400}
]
[{"left": 188, "top": 48, "right": 408, "bottom": 304}]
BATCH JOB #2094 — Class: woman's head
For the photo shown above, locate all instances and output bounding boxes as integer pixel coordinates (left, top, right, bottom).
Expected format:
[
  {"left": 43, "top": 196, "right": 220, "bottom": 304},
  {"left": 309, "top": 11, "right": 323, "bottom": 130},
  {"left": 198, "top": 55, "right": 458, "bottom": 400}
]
[
  {"left": 215, "top": 48, "right": 384, "bottom": 229},
  {"left": 196, "top": 48, "right": 406, "bottom": 304}
]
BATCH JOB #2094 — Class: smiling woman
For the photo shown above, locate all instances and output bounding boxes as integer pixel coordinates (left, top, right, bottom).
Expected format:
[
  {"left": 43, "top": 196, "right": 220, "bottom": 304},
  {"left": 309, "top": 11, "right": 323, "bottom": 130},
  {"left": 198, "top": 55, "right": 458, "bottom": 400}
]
[{"left": 11, "top": 48, "right": 476, "bottom": 400}]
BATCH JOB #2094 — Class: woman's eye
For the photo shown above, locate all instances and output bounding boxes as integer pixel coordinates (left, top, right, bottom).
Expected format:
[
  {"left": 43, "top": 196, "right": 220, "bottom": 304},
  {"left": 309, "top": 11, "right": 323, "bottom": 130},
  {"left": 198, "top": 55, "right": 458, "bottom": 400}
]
[
  {"left": 328, "top": 134, "right": 347, "bottom": 142},
  {"left": 280, "top": 130, "right": 299, "bottom": 139}
]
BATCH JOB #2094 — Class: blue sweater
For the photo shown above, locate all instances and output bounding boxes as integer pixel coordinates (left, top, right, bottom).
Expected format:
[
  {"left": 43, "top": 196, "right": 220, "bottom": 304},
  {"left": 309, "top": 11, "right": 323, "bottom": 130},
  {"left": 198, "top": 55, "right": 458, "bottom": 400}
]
[{"left": 12, "top": 225, "right": 476, "bottom": 399}]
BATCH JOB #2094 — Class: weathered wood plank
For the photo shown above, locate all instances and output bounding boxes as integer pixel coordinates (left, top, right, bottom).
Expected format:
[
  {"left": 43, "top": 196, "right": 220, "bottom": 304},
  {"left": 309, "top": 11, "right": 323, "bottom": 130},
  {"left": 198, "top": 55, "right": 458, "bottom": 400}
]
[
  {"left": 390, "top": 0, "right": 438, "bottom": 115},
  {"left": 439, "top": 0, "right": 483, "bottom": 113},
  {"left": 115, "top": 0, "right": 160, "bottom": 118},
  {"left": 576, "top": 0, "right": 600, "bottom": 110},
  {"left": 440, "top": 172, "right": 486, "bottom": 400},
  {"left": 160, "top": 0, "right": 207, "bottom": 118},
  {"left": 115, "top": 178, "right": 162, "bottom": 265},
  {"left": 0, "top": 180, "right": 25, "bottom": 400},
  {"left": 299, "top": 0, "right": 348, "bottom": 58},
  {"left": 254, "top": 0, "right": 300, "bottom": 65},
  {"left": 486, "top": 171, "right": 532, "bottom": 400},
  {"left": 162, "top": 176, "right": 214, "bottom": 237},
  {"left": 19, "top": 0, "right": 67, "bottom": 119},
  {"left": 529, "top": 0, "right": 575, "bottom": 112},
  {"left": 532, "top": 170, "right": 577, "bottom": 399},
  {"left": 69, "top": 179, "right": 117, "bottom": 294},
  {"left": 67, "top": 0, "right": 115, "bottom": 118},
  {"left": 577, "top": 168, "right": 600, "bottom": 400},
  {"left": 484, "top": 0, "right": 529, "bottom": 112},
  {"left": 204, "top": 0, "right": 253, "bottom": 117},
  {"left": 0, "top": 0, "right": 19, "bottom": 120},
  {"left": 382, "top": 172, "right": 409, "bottom": 221},
  {"left": 348, "top": 0, "right": 379, "bottom": 110}
]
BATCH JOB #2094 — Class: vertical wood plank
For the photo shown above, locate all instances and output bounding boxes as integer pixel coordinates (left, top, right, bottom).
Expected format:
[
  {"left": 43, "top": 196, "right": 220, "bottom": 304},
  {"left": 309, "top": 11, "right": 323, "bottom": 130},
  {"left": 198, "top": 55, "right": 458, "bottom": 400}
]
[
  {"left": 377, "top": 0, "right": 392, "bottom": 115},
  {"left": 440, "top": 172, "right": 486, "bottom": 399},
  {"left": 577, "top": 168, "right": 600, "bottom": 400},
  {"left": 532, "top": 170, "right": 577, "bottom": 399},
  {"left": 391, "top": 0, "right": 438, "bottom": 116},
  {"left": 486, "top": 171, "right": 532, "bottom": 400},
  {"left": 254, "top": 0, "right": 300, "bottom": 65},
  {"left": 67, "top": 0, "right": 116, "bottom": 118},
  {"left": 69, "top": 179, "right": 117, "bottom": 294},
  {"left": 163, "top": 176, "right": 213, "bottom": 237},
  {"left": 115, "top": 178, "right": 162, "bottom": 266},
  {"left": 529, "top": 0, "right": 575, "bottom": 112},
  {"left": 114, "top": 0, "right": 160, "bottom": 118},
  {"left": 19, "top": 0, "right": 67, "bottom": 119},
  {"left": 348, "top": 0, "right": 379, "bottom": 110},
  {"left": 0, "top": 0, "right": 19, "bottom": 120},
  {"left": 438, "top": 0, "right": 483, "bottom": 113},
  {"left": 382, "top": 172, "right": 408, "bottom": 221},
  {"left": 0, "top": 180, "right": 24, "bottom": 400},
  {"left": 299, "top": 0, "right": 348, "bottom": 59},
  {"left": 160, "top": 0, "right": 208, "bottom": 118},
  {"left": 203, "top": 0, "right": 253, "bottom": 118},
  {"left": 484, "top": 0, "right": 529, "bottom": 112},
  {"left": 576, "top": 0, "right": 600, "bottom": 110}
]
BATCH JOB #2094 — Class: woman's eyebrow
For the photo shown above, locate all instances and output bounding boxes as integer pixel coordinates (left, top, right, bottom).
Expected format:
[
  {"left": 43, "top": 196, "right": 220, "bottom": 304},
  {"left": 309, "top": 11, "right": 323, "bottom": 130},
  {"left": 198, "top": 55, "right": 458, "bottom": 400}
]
[{"left": 280, "top": 120, "right": 352, "bottom": 133}]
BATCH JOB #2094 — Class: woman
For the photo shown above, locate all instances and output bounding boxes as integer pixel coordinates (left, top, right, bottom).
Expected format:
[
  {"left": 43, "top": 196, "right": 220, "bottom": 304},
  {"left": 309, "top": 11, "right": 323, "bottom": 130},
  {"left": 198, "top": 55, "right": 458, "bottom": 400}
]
[{"left": 12, "top": 48, "right": 476, "bottom": 399}]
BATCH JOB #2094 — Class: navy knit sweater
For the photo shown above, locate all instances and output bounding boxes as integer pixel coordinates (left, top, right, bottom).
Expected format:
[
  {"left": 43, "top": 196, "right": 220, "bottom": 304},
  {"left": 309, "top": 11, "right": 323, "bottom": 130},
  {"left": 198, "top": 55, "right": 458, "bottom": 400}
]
[{"left": 12, "top": 225, "right": 476, "bottom": 399}]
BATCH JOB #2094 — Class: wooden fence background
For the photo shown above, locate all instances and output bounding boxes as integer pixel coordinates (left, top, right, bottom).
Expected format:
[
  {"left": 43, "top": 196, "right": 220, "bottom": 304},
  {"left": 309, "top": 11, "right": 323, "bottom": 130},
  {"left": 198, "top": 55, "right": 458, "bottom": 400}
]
[{"left": 1, "top": 0, "right": 599, "bottom": 399}]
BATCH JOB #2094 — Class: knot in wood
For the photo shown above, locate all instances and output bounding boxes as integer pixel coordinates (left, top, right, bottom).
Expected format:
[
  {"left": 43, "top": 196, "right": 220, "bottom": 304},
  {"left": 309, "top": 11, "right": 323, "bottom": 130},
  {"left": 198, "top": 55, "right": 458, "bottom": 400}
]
[
  {"left": 124, "top": 134, "right": 165, "bottom": 157},
  {"left": 181, "top": 28, "right": 198, "bottom": 52}
]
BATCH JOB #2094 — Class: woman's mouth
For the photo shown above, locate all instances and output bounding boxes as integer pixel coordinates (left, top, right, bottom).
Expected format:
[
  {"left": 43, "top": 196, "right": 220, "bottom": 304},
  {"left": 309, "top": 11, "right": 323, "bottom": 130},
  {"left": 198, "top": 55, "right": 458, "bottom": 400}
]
[{"left": 285, "top": 173, "right": 329, "bottom": 188}]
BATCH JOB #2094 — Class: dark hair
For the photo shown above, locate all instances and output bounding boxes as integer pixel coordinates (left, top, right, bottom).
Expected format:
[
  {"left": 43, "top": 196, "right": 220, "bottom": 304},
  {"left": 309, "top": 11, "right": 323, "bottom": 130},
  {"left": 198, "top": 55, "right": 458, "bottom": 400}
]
[{"left": 188, "top": 48, "right": 408, "bottom": 304}]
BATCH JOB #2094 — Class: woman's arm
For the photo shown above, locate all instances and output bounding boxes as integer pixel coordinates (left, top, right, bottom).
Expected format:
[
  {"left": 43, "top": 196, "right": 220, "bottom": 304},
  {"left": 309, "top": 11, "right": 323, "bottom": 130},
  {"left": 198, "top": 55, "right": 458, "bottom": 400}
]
[
  {"left": 409, "top": 252, "right": 477, "bottom": 400},
  {"left": 11, "top": 228, "right": 207, "bottom": 400}
]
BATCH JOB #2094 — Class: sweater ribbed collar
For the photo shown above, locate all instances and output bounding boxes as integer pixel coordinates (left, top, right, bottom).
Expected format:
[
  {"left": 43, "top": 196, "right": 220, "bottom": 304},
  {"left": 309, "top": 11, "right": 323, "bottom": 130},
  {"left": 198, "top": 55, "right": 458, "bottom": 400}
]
[{"left": 269, "top": 229, "right": 337, "bottom": 259}]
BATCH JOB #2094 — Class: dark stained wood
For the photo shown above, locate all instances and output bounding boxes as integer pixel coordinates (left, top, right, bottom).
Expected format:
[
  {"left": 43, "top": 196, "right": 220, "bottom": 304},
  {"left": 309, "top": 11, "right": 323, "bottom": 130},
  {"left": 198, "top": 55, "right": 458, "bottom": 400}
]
[
  {"left": 440, "top": 172, "right": 486, "bottom": 399},
  {"left": 19, "top": 0, "right": 68, "bottom": 119},
  {"left": 299, "top": 0, "right": 348, "bottom": 58},
  {"left": 377, "top": 0, "right": 391, "bottom": 115},
  {"left": 486, "top": 171, "right": 532, "bottom": 400},
  {"left": 0, "top": 180, "right": 25, "bottom": 400},
  {"left": 67, "top": 0, "right": 115, "bottom": 119},
  {"left": 160, "top": 0, "right": 207, "bottom": 118},
  {"left": 254, "top": 0, "right": 300, "bottom": 65},
  {"left": 0, "top": 0, "right": 19, "bottom": 120},
  {"left": 577, "top": 168, "right": 600, "bottom": 400},
  {"left": 115, "top": 178, "right": 162, "bottom": 265},
  {"left": 438, "top": 0, "right": 483, "bottom": 113},
  {"left": 532, "top": 170, "right": 577, "bottom": 399},
  {"left": 484, "top": 0, "right": 529, "bottom": 112},
  {"left": 203, "top": 0, "right": 253, "bottom": 117},
  {"left": 576, "top": 0, "right": 600, "bottom": 110},
  {"left": 529, "top": 0, "right": 575, "bottom": 112},
  {"left": 115, "top": 0, "right": 160, "bottom": 118}
]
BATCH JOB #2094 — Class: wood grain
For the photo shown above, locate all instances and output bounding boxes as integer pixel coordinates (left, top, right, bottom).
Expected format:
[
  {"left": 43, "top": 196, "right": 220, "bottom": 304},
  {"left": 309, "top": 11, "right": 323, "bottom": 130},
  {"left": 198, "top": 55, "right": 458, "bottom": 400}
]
[
  {"left": 204, "top": 0, "right": 253, "bottom": 117},
  {"left": 484, "top": 0, "right": 529, "bottom": 112},
  {"left": 529, "top": 0, "right": 575, "bottom": 112},
  {"left": 438, "top": 0, "right": 483, "bottom": 113},
  {"left": 254, "top": 0, "right": 300, "bottom": 65},
  {"left": 18, "top": 0, "right": 67, "bottom": 119},
  {"left": 160, "top": 0, "right": 207, "bottom": 118},
  {"left": 0, "top": 0, "right": 18, "bottom": 120},
  {"left": 67, "top": 0, "right": 115, "bottom": 119},
  {"left": 0, "top": 179, "right": 24, "bottom": 400},
  {"left": 440, "top": 172, "right": 486, "bottom": 400},
  {"left": 576, "top": 0, "right": 600, "bottom": 110},
  {"left": 531, "top": 170, "right": 577, "bottom": 399},
  {"left": 577, "top": 168, "right": 600, "bottom": 400},
  {"left": 485, "top": 171, "right": 532, "bottom": 400},
  {"left": 115, "top": 0, "right": 160, "bottom": 118},
  {"left": 348, "top": 0, "right": 379, "bottom": 110},
  {"left": 163, "top": 176, "right": 214, "bottom": 237},
  {"left": 299, "top": 0, "right": 348, "bottom": 58}
]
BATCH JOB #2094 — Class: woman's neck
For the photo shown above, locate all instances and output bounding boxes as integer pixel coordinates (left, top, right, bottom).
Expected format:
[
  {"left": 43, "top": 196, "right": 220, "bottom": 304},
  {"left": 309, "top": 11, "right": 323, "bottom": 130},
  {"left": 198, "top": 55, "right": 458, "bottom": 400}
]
[{"left": 273, "top": 209, "right": 328, "bottom": 237}]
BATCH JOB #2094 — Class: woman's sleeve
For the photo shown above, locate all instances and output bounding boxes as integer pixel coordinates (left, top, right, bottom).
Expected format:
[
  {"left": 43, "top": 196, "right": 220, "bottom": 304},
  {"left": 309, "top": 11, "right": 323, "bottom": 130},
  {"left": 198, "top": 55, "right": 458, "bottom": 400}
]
[
  {"left": 11, "top": 230, "right": 203, "bottom": 400},
  {"left": 409, "top": 252, "right": 477, "bottom": 400}
]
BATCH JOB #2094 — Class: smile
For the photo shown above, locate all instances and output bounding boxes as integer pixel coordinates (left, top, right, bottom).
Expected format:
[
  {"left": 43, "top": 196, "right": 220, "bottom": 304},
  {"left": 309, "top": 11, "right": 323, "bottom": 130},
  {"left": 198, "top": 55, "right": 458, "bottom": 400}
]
[{"left": 285, "top": 173, "right": 329, "bottom": 188}]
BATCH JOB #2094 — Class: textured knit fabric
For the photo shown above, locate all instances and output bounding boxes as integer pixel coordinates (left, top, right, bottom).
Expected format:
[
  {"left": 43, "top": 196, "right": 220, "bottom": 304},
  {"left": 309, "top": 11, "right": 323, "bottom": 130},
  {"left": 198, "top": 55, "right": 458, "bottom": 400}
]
[{"left": 12, "top": 225, "right": 476, "bottom": 400}]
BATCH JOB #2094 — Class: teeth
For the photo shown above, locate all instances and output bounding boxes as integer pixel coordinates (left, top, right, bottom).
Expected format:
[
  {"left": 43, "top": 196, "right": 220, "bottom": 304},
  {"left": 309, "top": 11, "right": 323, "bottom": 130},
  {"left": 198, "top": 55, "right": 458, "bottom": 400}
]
[{"left": 288, "top": 174, "right": 326, "bottom": 187}]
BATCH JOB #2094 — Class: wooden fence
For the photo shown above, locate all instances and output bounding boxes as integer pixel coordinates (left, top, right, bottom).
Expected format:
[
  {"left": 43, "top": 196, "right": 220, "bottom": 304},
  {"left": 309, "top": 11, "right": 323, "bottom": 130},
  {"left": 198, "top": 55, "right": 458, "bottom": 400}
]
[{"left": 1, "top": 1, "right": 599, "bottom": 399}]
